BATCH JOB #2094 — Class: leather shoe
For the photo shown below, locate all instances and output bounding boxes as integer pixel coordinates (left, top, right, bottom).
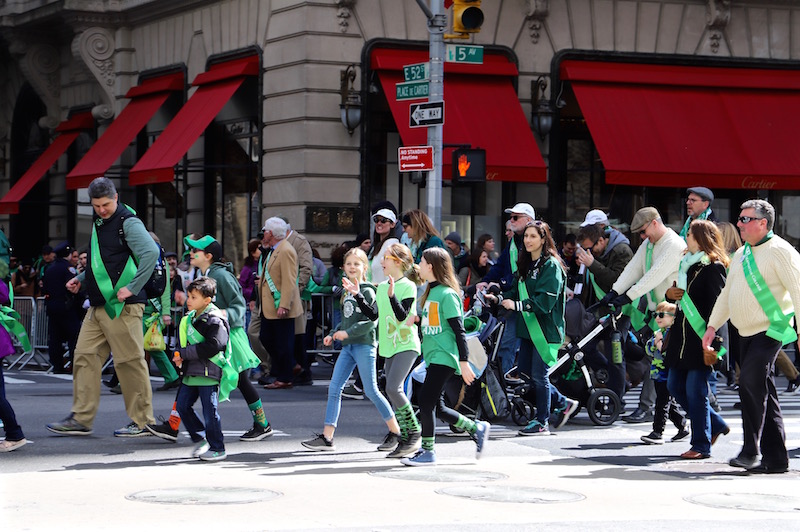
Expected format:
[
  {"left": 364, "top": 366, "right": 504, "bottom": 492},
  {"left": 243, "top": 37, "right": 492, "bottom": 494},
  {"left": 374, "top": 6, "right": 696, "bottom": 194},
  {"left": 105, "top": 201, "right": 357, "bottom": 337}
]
[
  {"left": 623, "top": 408, "right": 654, "bottom": 423},
  {"left": 680, "top": 449, "right": 710, "bottom": 459},
  {"left": 729, "top": 454, "right": 758, "bottom": 469},
  {"left": 747, "top": 462, "right": 789, "bottom": 474},
  {"left": 711, "top": 426, "right": 730, "bottom": 445},
  {"left": 265, "top": 380, "right": 293, "bottom": 390}
]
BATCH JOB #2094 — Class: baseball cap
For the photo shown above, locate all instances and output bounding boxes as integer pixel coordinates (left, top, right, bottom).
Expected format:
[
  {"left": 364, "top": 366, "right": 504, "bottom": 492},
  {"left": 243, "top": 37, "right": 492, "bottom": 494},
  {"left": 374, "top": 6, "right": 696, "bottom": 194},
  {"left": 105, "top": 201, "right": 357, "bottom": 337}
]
[
  {"left": 184, "top": 235, "right": 223, "bottom": 262},
  {"left": 630, "top": 207, "right": 661, "bottom": 233},
  {"left": 687, "top": 186, "right": 714, "bottom": 203},
  {"left": 372, "top": 208, "right": 397, "bottom": 224},
  {"left": 580, "top": 209, "right": 609, "bottom": 227},
  {"left": 503, "top": 203, "right": 536, "bottom": 220}
]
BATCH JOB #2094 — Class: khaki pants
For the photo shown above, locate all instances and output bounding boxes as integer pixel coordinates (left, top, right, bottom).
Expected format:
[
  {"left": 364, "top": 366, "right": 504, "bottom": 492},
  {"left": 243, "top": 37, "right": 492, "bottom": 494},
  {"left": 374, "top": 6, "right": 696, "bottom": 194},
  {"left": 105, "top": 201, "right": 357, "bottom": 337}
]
[
  {"left": 72, "top": 304, "right": 154, "bottom": 429},
  {"left": 776, "top": 349, "right": 799, "bottom": 381}
]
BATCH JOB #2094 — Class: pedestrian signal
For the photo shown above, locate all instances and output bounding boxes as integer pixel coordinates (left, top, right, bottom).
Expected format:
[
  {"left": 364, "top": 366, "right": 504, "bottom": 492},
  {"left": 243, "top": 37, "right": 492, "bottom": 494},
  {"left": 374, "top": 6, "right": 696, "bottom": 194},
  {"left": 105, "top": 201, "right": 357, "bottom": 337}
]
[{"left": 452, "top": 148, "right": 486, "bottom": 182}]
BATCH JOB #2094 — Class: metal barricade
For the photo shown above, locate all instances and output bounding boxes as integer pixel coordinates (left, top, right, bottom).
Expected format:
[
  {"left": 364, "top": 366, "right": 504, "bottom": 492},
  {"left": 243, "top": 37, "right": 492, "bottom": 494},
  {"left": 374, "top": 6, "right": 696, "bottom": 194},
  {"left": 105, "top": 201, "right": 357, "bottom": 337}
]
[
  {"left": 6, "top": 296, "right": 50, "bottom": 370},
  {"left": 166, "top": 306, "right": 185, "bottom": 352},
  {"left": 307, "top": 292, "right": 340, "bottom": 360}
]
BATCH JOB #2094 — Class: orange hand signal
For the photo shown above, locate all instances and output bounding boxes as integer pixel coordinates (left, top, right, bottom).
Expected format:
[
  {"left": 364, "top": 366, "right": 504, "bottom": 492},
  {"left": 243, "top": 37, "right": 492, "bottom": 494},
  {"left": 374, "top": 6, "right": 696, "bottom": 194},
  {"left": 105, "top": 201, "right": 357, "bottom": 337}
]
[{"left": 458, "top": 153, "right": 471, "bottom": 177}]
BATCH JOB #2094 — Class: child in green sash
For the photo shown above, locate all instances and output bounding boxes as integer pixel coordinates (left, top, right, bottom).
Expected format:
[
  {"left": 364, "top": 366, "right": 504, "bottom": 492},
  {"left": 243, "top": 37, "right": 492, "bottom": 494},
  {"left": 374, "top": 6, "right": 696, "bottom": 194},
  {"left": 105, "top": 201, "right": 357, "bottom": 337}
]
[{"left": 173, "top": 277, "right": 230, "bottom": 461}]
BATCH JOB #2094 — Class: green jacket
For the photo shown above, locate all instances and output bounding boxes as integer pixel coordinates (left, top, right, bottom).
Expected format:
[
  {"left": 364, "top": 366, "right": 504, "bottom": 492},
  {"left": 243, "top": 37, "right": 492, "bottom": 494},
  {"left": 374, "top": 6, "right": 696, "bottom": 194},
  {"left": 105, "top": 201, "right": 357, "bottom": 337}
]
[
  {"left": 335, "top": 282, "right": 377, "bottom": 347},
  {"left": 504, "top": 256, "right": 565, "bottom": 345},
  {"left": 204, "top": 262, "right": 246, "bottom": 329}
]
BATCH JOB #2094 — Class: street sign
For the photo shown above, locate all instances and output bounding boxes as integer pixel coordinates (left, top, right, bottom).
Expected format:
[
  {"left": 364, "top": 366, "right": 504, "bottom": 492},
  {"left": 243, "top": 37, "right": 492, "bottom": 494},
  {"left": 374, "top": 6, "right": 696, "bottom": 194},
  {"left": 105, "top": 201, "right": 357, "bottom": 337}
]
[
  {"left": 403, "top": 62, "right": 429, "bottom": 82},
  {"left": 445, "top": 44, "right": 484, "bottom": 64},
  {"left": 396, "top": 80, "right": 429, "bottom": 101},
  {"left": 409, "top": 101, "right": 444, "bottom": 128},
  {"left": 398, "top": 145, "right": 434, "bottom": 172}
]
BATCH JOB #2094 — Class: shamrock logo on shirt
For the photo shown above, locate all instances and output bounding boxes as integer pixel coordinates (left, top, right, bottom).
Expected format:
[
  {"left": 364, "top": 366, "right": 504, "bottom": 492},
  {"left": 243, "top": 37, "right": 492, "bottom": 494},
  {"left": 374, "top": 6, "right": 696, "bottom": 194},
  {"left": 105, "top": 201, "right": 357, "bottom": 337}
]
[{"left": 386, "top": 318, "right": 412, "bottom": 348}]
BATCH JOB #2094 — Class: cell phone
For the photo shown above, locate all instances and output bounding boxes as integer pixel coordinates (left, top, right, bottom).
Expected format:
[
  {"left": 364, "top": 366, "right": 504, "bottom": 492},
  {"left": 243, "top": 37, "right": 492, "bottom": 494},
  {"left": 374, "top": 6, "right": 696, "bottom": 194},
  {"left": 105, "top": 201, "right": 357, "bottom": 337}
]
[{"left": 710, "top": 336, "right": 723, "bottom": 352}]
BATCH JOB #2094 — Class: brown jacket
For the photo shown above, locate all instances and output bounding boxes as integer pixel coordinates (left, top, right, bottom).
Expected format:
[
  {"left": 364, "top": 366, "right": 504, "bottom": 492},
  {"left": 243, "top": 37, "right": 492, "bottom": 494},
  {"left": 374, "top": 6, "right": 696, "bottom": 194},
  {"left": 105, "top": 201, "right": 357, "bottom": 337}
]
[
  {"left": 260, "top": 239, "right": 303, "bottom": 320},
  {"left": 285, "top": 229, "right": 313, "bottom": 332}
]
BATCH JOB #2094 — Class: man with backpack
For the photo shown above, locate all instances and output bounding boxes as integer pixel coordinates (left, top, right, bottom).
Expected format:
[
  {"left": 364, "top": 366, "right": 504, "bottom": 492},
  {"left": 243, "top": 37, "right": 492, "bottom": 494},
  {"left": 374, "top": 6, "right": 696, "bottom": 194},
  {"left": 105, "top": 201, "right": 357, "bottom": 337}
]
[{"left": 46, "top": 177, "right": 158, "bottom": 437}]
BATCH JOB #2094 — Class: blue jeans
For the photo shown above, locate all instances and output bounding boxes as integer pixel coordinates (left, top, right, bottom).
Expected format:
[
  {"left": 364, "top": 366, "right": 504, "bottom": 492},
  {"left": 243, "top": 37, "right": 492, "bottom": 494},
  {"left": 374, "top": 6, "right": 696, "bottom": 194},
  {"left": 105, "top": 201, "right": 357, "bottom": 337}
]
[
  {"left": 518, "top": 338, "right": 567, "bottom": 425},
  {"left": 499, "top": 316, "right": 520, "bottom": 377},
  {"left": 325, "top": 343, "right": 393, "bottom": 427},
  {"left": 667, "top": 366, "right": 728, "bottom": 455},
  {"left": 176, "top": 383, "right": 224, "bottom": 452},
  {"left": 0, "top": 364, "right": 24, "bottom": 441}
]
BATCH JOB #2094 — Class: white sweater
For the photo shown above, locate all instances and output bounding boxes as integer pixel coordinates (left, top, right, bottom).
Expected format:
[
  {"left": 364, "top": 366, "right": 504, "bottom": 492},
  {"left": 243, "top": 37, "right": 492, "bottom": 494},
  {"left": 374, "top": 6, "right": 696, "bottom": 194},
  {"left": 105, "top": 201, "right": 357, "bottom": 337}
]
[
  {"left": 611, "top": 228, "right": 686, "bottom": 311},
  {"left": 370, "top": 237, "right": 399, "bottom": 284},
  {"left": 709, "top": 234, "right": 800, "bottom": 338}
]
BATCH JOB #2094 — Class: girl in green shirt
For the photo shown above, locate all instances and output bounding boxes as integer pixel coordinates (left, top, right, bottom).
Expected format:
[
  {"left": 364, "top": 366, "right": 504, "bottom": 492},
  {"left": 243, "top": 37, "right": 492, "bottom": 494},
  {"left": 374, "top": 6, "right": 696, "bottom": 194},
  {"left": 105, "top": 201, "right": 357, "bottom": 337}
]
[{"left": 401, "top": 247, "right": 490, "bottom": 466}]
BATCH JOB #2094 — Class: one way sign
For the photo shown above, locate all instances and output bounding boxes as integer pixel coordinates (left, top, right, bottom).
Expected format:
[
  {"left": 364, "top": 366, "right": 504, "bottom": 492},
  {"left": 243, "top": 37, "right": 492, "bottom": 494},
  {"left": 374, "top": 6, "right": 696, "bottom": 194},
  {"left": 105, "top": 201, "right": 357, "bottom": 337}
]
[{"left": 409, "top": 101, "right": 444, "bottom": 128}]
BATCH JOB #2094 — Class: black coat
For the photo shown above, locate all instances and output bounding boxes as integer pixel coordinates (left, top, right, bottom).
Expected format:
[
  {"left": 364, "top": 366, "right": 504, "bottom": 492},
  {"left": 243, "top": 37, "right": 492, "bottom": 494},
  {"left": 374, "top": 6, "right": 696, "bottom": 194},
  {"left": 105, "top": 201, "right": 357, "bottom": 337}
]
[{"left": 664, "top": 261, "right": 727, "bottom": 370}]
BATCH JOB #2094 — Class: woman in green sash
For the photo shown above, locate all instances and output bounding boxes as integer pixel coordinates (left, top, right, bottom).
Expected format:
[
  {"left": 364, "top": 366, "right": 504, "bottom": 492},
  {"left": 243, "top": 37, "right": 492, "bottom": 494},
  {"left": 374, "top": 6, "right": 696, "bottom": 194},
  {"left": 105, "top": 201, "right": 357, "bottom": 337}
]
[
  {"left": 665, "top": 220, "right": 730, "bottom": 459},
  {"left": 498, "top": 221, "right": 578, "bottom": 436}
]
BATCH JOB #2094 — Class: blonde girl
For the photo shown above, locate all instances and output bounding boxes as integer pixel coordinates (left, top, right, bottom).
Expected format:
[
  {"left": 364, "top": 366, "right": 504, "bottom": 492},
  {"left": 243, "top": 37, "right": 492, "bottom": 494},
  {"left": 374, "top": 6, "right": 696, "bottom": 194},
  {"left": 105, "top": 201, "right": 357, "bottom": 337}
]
[
  {"left": 401, "top": 247, "right": 490, "bottom": 466},
  {"left": 301, "top": 248, "right": 400, "bottom": 451},
  {"left": 355, "top": 243, "right": 424, "bottom": 458}
]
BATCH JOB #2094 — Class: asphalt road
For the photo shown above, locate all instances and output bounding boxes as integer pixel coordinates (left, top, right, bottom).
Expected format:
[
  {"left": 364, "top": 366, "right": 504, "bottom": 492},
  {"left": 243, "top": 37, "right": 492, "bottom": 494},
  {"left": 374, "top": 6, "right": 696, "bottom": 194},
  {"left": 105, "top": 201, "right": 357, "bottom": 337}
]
[{"left": 2, "top": 362, "right": 800, "bottom": 530}]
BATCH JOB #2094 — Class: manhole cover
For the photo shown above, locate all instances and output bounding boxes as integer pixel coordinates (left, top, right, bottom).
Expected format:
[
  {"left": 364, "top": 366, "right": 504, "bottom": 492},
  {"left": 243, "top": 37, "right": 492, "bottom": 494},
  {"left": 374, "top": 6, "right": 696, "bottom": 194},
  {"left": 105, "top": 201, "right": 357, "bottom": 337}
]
[
  {"left": 437, "top": 485, "right": 585, "bottom": 504},
  {"left": 686, "top": 493, "right": 800, "bottom": 512},
  {"left": 126, "top": 487, "right": 281, "bottom": 505},
  {"left": 370, "top": 467, "right": 507, "bottom": 483}
]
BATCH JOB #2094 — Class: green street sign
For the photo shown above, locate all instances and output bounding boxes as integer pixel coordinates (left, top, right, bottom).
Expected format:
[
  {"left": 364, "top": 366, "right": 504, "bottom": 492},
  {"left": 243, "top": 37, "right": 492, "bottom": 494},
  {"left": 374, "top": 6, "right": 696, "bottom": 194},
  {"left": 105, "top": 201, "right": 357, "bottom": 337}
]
[
  {"left": 403, "top": 62, "right": 429, "bottom": 82},
  {"left": 396, "top": 80, "right": 429, "bottom": 101},
  {"left": 445, "top": 44, "right": 483, "bottom": 64}
]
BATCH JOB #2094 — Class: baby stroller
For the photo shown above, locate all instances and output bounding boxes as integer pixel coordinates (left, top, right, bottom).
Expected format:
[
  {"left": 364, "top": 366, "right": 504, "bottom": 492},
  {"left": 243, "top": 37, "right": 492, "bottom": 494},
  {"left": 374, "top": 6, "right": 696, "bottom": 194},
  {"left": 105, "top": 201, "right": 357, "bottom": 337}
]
[
  {"left": 409, "top": 297, "right": 509, "bottom": 432},
  {"left": 508, "top": 299, "right": 624, "bottom": 427}
]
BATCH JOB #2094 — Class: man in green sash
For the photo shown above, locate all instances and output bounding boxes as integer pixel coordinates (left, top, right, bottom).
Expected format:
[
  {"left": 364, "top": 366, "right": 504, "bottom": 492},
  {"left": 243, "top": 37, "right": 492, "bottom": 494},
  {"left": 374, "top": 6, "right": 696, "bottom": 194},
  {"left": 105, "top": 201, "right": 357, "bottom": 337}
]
[
  {"left": 601, "top": 207, "right": 686, "bottom": 423},
  {"left": 705, "top": 199, "right": 800, "bottom": 474},
  {"left": 46, "top": 177, "right": 158, "bottom": 437}
]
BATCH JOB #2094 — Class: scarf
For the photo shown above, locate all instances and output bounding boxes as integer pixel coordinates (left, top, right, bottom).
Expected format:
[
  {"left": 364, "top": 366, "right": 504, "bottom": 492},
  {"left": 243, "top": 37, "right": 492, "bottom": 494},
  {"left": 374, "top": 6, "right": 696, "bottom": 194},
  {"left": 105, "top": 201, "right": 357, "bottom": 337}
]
[
  {"left": 677, "top": 251, "right": 707, "bottom": 290},
  {"left": 679, "top": 208, "right": 712, "bottom": 238}
]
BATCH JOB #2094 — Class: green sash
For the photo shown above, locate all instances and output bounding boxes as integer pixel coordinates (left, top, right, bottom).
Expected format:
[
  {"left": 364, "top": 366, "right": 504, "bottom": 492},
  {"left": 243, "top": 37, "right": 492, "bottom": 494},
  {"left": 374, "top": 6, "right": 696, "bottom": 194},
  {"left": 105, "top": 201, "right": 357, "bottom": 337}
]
[
  {"left": 509, "top": 239, "right": 518, "bottom": 275},
  {"left": 262, "top": 249, "right": 281, "bottom": 309},
  {"left": 741, "top": 235, "right": 797, "bottom": 345},
  {"left": 91, "top": 220, "right": 137, "bottom": 319},
  {"left": 0, "top": 282, "right": 31, "bottom": 352},
  {"left": 179, "top": 306, "right": 239, "bottom": 402},
  {"left": 681, "top": 292, "right": 727, "bottom": 359},
  {"left": 518, "top": 276, "right": 560, "bottom": 367}
]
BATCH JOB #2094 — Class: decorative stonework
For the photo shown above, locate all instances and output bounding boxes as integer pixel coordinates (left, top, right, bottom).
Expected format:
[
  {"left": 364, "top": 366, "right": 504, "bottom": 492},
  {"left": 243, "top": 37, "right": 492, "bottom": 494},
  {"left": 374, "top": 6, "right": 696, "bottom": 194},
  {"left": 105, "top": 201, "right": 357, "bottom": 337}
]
[
  {"left": 706, "top": 0, "right": 730, "bottom": 54},
  {"left": 72, "top": 27, "right": 116, "bottom": 111},
  {"left": 526, "top": 0, "right": 549, "bottom": 45},
  {"left": 11, "top": 39, "right": 62, "bottom": 129},
  {"left": 336, "top": 0, "right": 356, "bottom": 33}
]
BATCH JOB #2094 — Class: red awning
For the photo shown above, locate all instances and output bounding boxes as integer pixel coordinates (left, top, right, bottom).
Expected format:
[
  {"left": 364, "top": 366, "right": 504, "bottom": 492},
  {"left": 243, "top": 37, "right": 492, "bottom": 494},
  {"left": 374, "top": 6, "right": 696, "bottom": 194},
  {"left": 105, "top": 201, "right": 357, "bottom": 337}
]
[
  {"left": 65, "top": 72, "right": 184, "bottom": 189},
  {"left": 128, "top": 56, "right": 259, "bottom": 186},
  {"left": 0, "top": 112, "right": 93, "bottom": 214},
  {"left": 561, "top": 60, "right": 800, "bottom": 190},
  {"left": 372, "top": 49, "right": 546, "bottom": 183}
]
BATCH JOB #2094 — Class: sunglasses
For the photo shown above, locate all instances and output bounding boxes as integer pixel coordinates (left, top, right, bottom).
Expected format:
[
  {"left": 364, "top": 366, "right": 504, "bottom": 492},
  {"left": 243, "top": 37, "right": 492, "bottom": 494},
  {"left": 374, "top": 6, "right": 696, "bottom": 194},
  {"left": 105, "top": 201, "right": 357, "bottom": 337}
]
[
  {"left": 509, "top": 215, "right": 526, "bottom": 221},
  {"left": 655, "top": 312, "right": 674, "bottom": 318},
  {"left": 738, "top": 216, "right": 764, "bottom": 224},
  {"left": 373, "top": 216, "right": 392, "bottom": 224},
  {"left": 638, "top": 219, "right": 654, "bottom": 236}
]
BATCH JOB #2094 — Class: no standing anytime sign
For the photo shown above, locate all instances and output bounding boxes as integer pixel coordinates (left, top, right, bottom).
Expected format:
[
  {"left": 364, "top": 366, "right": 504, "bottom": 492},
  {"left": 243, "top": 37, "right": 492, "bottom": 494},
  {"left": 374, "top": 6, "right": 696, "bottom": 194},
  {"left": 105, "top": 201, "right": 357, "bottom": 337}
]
[{"left": 398, "top": 146, "right": 434, "bottom": 172}]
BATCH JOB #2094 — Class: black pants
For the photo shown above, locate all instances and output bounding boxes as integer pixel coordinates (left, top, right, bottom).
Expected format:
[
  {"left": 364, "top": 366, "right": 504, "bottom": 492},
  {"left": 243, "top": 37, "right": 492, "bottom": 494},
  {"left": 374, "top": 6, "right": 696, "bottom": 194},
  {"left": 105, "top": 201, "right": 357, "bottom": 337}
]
[
  {"left": 260, "top": 317, "right": 295, "bottom": 383},
  {"left": 237, "top": 371, "right": 260, "bottom": 404},
  {"left": 46, "top": 309, "right": 81, "bottom": 371},
  {"left": 653, "top": 380, "right": 685, "bottom": 434},
  {"left": 739, "top": 332, "right": 788, "bottom": 465},
  {"left": 418, "top": 363, "right": 462, "bottom": 438}
]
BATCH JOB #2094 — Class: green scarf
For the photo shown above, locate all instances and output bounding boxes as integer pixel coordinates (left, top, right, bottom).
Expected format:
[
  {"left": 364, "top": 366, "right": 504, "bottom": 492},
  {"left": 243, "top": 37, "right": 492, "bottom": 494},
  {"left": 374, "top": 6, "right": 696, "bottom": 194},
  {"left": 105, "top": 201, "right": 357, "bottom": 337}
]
[
  {"left": 179, "top": 305, "right": 239, "bottom": 402},
  {"left": 678, "top": 251, "right": 707, "bottom": 290},
  {"left": 679, "top": 208, "right": 712, "bottom": 238}
]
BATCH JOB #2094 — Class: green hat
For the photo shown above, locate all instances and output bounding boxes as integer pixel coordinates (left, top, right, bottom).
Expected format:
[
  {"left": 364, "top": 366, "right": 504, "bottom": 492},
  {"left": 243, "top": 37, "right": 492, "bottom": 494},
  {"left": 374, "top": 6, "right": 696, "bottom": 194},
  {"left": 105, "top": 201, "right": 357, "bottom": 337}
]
[{"left": 184, "top": 235, "right": 222, "bottom": 261}]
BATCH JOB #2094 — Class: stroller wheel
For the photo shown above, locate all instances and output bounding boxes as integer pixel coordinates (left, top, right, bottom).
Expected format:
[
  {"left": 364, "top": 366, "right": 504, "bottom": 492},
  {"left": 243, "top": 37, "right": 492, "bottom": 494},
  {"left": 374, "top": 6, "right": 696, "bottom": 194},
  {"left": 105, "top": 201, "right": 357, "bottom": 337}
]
[
  {"left": 587, "top": 389, "right": 621, "bottom": 426},
  {"left": 511, "top": 398, "right": 535, "bottom": 426}
]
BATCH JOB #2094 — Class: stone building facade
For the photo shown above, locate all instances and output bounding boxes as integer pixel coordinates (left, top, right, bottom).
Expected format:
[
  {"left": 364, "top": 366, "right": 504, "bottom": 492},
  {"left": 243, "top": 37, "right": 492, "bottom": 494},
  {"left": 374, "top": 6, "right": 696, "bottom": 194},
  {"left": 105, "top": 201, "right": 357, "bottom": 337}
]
[{"left": 1, "top": 0, "right": 799, "bottom": 266}]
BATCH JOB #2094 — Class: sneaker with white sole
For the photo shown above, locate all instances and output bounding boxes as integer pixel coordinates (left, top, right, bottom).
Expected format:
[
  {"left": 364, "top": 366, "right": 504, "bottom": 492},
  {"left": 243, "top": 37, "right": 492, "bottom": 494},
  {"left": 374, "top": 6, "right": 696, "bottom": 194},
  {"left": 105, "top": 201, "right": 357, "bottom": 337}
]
[
  {"left": 377, "top": 432, "right": 401, "bottom": 452},
  {"left": 46, "top": 415, "right": 93, "bottom": 436},
  {"left": 192, "top": 439, "right": 210, "bottom": 458},
  {"left": 145, "top": 416, "right": 179, "bottom": 442},
  {"left": 301, "top": 434, "right": 335, "bottom": 451},
  {"left": 641, "top": 431, "right": 665, "bottom": 444},
  {"left": 474, "top": 421, "right": 491, "bottom": 459},
  {"left": 552, "top": 398, "right": 579, "bottom": 430},
  {"left": 240, "top": 423, "right": 273, "bottom": 442},
  {"left": 341, "top": 384, "right": 364, "bottom": 400},
  {"left": 400, "top": 448, "right": 436, "bottom": 466},
  {"left": 113, "top": 421, "right": 152, "bottom": 438},
  {"left": 518, "top": 419, "right": 550, "bottom": 436},
  {"left": 198, "top": 449, "right": 227, "bottom": 462},
  {"left": 387, "top": 431, "right": 421, "bottom": 459}
]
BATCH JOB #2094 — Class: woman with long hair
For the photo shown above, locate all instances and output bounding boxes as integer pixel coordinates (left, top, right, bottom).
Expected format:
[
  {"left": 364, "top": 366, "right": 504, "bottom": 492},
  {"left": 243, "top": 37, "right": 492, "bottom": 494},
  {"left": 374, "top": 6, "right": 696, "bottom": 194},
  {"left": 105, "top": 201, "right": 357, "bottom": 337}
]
[
  {"left": 475, "top": 233, "right": 497, "bottom": 264},
  {"left": 368, "top": 208, "right": 399, "bottom": 283},
  {"left": 401, "top": 209, "right": 445, "bottom": 264},
  {"left": 458, "top": 247, "right": 489, "bottom": 289},
  {"left": 664, "top": 219, "right": 730, "bottom": 459},
  {"left": 497, "top": 221, "right": 578, "bottom": 436}
]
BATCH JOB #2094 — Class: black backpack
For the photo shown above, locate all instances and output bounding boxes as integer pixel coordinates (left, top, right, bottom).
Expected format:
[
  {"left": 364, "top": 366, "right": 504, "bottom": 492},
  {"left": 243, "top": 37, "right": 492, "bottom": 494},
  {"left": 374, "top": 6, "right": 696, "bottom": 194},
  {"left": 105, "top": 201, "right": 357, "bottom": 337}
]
[{"left": 118, "top": 208, "right": 167, "bottom": 299}]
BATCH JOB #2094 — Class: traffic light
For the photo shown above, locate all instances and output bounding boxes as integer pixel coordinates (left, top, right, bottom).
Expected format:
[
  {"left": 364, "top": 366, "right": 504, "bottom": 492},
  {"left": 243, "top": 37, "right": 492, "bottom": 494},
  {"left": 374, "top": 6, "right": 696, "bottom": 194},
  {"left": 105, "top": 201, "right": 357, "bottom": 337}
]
[
  {"left": 452, "top": 148, "right": 486, "bottom": 182},
  {"left": 452, "top": 0, "right": 483, "bottom": 35}
]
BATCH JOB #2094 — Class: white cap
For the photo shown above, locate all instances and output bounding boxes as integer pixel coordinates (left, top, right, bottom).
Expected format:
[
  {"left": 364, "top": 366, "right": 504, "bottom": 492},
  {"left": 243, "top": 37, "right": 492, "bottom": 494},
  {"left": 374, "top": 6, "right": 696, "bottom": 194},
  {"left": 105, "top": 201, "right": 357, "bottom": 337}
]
[
  {"left": 503, "top": 203, "right": 536, "bottom": 220},
  {"left": 580, "top": 209, "right": 609, "bottom": 227},
  {"left": 372, "top": 208, "right": 397, "bottom": 224}
]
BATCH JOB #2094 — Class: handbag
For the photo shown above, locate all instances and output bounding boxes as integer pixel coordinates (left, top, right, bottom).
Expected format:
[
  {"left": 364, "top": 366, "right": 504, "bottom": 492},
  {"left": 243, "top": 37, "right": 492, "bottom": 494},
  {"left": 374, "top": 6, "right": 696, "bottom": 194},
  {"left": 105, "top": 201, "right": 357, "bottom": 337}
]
[{"left": 144, "top": 316, "right": 166, "bottom": 352}]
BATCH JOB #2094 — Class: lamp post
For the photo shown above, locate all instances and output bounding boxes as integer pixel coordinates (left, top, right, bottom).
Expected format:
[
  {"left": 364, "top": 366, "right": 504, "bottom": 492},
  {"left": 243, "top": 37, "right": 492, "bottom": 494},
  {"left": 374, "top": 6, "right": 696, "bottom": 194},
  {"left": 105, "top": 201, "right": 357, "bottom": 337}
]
[
  {"left": 340, "top": 64, "right": 362, "bottom": 135},
  {"left": 532, "top": 75, "right": 554, "bottom": 139}
]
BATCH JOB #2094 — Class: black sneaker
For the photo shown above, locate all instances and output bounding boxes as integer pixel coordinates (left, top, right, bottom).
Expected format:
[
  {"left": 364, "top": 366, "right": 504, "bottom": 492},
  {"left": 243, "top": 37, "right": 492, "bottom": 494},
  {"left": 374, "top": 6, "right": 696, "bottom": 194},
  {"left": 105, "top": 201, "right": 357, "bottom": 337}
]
[
  {"left": 341, "top": 384, "right": 364, "bottom": 400},
  {"left": 671, "top": 425, "right": 690, "bottom": 442},
  {"left": 387, "top": 432, "right": 421, "bottom": 459},
  {"left": 156, "top": 379, "right": 181, "bottom": 392},
  {"left": 240, "top": 423, "right": 273, "bottom": 442},
  {"left": 145, "top": 417, "right": 179, "bottom": 442},
  {"left": 784, "top": 377, "right": 800, "bottom": 394},
  {"left": 301, "top": 434, "right": 335, "bottom": 451},
  {"left": 377, "top": 432, "right": 401, "bottom": 452},
  {"left": 640, "top": 431, "right": 664, "bottom": 444}
]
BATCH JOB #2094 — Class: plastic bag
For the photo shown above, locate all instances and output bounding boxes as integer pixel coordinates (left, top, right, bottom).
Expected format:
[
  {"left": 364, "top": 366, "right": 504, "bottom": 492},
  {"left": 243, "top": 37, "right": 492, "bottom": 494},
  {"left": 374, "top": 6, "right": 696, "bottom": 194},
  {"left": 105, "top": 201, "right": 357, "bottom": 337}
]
[{"left": 144, "top": 318, "right": 166, "bottom": 352}]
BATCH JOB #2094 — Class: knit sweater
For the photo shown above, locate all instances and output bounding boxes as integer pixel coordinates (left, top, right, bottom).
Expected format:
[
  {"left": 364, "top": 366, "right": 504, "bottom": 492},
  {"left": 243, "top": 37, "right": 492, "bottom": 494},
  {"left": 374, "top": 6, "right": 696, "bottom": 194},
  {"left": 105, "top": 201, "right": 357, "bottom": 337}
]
[
  {"left": 612, "top": 228, "right": 685, "bottom": 311},
  {"left": 708, "top": 234, "right": 800, "bottom": 338}
]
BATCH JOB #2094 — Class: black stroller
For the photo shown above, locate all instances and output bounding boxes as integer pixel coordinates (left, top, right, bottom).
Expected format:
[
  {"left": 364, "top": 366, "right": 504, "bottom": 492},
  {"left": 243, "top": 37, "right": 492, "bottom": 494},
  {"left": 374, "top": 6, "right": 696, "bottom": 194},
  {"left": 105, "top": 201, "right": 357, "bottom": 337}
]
[{"left": 508, "top": 299, "right": 625, "bottom": 426}]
